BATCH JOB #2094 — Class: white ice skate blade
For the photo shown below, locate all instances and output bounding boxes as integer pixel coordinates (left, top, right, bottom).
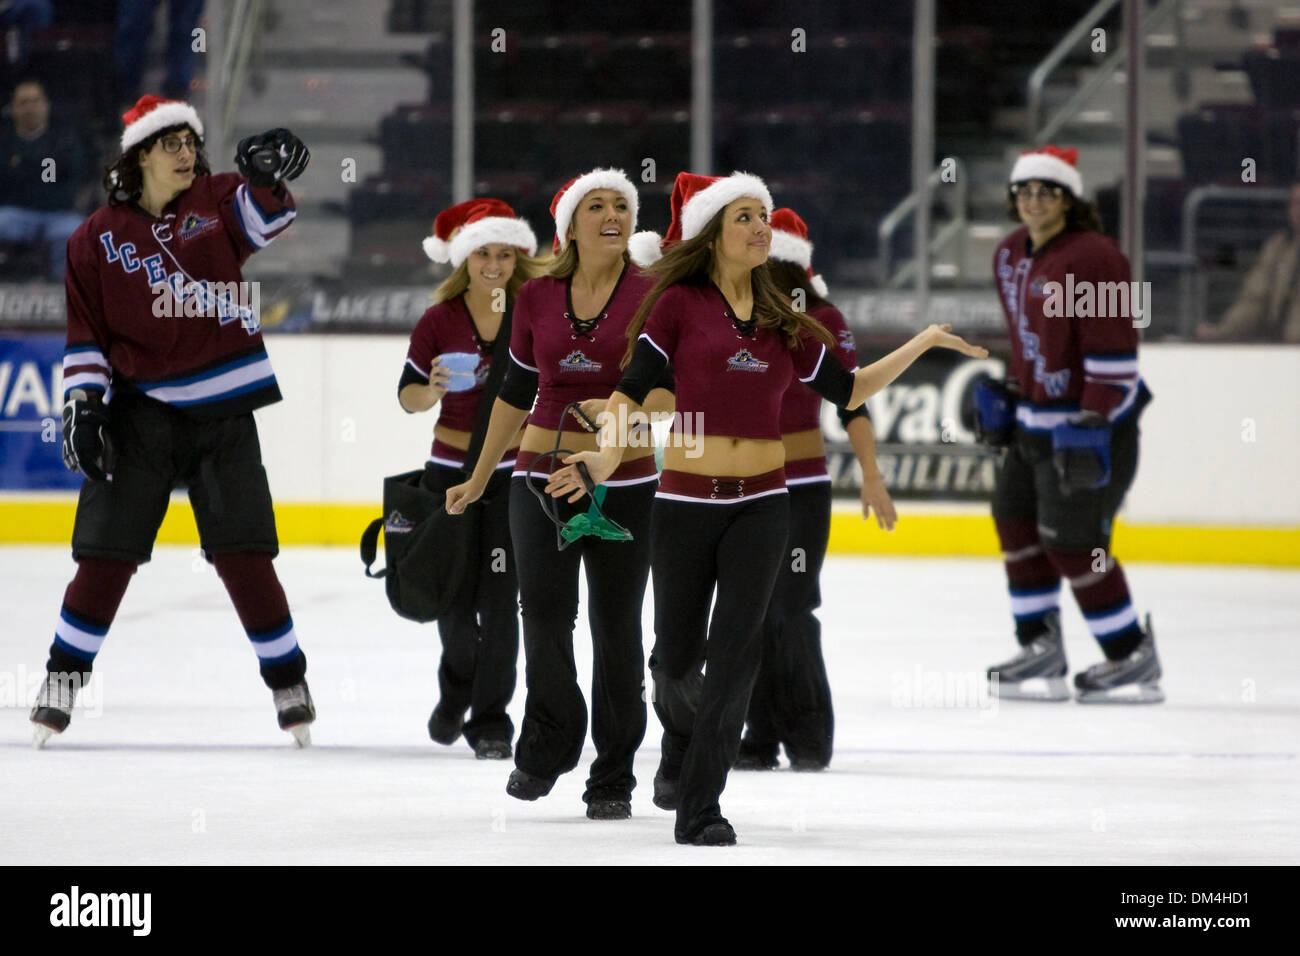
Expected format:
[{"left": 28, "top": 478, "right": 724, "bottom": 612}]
[
  {"left": 989, "top": 675, "right": 1071, "bottom": 702},
  {"left": 32, "top": 725, "right": 54, "bottom": 749},
  {"left": 1075, "top": 682, "right": 1165, "bottom": 704},
  {"left": 287, "top": 724, "right": 312, "bottom": 748}
]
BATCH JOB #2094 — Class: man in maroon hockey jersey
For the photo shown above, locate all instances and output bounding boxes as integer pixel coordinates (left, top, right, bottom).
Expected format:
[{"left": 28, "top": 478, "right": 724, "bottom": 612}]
[
  {"left": 31, "top": 95, "right": 316, "bottom": 746},
  {"left": 981, "top": 145, "right": 1161, "bottom": 703}
]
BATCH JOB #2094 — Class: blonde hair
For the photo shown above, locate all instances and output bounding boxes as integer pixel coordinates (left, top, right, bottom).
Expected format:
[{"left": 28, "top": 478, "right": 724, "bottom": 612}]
[
  {"left": 433, "top": 249, "right": 549, "bottom": 304},
  {"left": 621, "top": 210, "right": 834, "bottom": 367}
]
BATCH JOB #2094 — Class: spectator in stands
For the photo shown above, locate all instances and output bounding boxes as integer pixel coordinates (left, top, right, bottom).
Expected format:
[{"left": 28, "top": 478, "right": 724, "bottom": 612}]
[
  {"left": 114, "top": 0, "right": 205, "bottom": 105},
  {"left": 0, "top": 77, "right": 88, "bottom": 280},
  {"left": 0, "top": 0, "right": 53, "bottom": 72},
  {"left": 1198, "top": 181, "right": 1300, "bottom": 343}
]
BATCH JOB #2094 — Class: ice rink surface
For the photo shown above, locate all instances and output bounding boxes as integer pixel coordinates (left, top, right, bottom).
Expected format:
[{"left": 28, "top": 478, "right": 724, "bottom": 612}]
[{"left": 1, "top": 545, "right": 1296, "bottom": 866}]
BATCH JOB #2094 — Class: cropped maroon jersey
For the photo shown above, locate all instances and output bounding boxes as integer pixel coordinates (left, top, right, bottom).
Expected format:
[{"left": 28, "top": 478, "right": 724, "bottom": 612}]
[
  {"left": 639, "top": 281, "right": 828, "bottom": 441},
  {"left": 778, "top": 303, "right": 858, "bottom": 434},
  {"left": 61, "top": 172, "right": 295, "bottom": 419},
  {"left": 507, "top": 264, "right": 656, "bottom": 430},
  {"left": 993, "top": 227, "right": 1145, "bottom": 432},
  {"left": 402, "top": 295, "right": 517, "bottom": 467}
]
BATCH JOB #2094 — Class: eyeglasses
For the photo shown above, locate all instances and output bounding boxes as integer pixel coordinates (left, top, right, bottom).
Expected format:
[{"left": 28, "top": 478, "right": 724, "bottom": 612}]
[
  {"left": 158, "top": 134, "right": 200, "bottom": 154},
  {"left": 1010, "top": 183, "right": 1064, "bottom": 202}
]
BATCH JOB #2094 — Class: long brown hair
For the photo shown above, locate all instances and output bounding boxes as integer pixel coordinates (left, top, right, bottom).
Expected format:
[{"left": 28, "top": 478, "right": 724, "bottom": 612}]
[
  {"left": 766, "top": 260, "right": 832, "bottom": 314},
  {"left": 433, "top": 250, "right": 548, "bottom": 304},
  {"left": 621, "top": 209, "right": 835, "bottom": 367},
  {"left": 546, "top": 242, "right": 629, "bottom": 279},
  {"left": 103, "top": 123, "right": 211, "bottom": 205}
]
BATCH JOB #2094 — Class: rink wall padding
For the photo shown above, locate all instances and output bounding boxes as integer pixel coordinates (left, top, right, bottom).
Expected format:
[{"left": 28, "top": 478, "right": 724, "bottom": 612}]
[
  {"left": 2, "top": 337, "right": 1297, "bottom": 566},
  {"left": 1, "top": 497, "right": 1297, "bottom": 566}
]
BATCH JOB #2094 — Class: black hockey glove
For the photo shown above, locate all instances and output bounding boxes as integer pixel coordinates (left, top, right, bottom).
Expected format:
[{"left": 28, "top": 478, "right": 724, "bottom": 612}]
[
  {"left": 62, "top": 389, "right": 114, "bottom": 481},
  {"left": 236, "top": 128, "right": 310, "bottom": 188},
  {"left": 973, "top": 378, "right": 1016, "bottom": 447},
  {"left": 1051, "top": 413, "right": 1111, "bottom": 494}
]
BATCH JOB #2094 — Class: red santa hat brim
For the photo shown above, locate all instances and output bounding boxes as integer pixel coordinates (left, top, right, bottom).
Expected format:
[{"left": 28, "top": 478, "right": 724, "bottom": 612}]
[
  {"left": 121, "top": 101, "right": 204, "bottom": 153},
  {"left": 553, "top": 168, "right": 640, "bottom": 252},
  {"left": 1009, "top": 152, "right": 1083, "bottom": 197},
  {"left": 681, "top": 172, "right": 773, "bottom": 241},
  {"left": 424, "top": 217, "right": 538, "bottom": 267}
]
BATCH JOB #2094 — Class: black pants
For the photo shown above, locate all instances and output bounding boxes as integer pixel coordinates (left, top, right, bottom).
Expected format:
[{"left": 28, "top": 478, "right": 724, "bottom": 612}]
[
  {"left": 991, "top": 417, "right": 1140, "bottom": 553},
  {"left": 509, "top": 475, "right": 655, "bottom": 803},
  {"left": 744, "top": 482, "right": 834, "bottom": 766},
  {"left": 422, "top": 464, "right": 519, "bottom": 745},
  {"left": 649, "top": 493, "right": 790, "bottom": 841}
]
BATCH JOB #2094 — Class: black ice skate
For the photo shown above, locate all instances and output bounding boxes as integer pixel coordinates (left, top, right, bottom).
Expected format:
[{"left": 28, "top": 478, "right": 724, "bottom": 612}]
[
  {"left": 987, "top": 611, "right": 1070, "bottom": 701},
  {"left": 586, "top": 797, "right": 632, "bottom": 820},
  {"left": 506, "top": 768, "right": 555, "bottom": 801},
  {"left": 733, "top": 737, "right": 779, "bottom": 770},
  {"left": 30, "top": 671, "right": 79, "bottom": 749},
  {"left": 652, "top": 770, "right": 679, "bottom": 811},
  {"left": 473, "top": 737, "right": 512, "bottom": 760},
  {"left": 1074, "top": 615, "right": 1164, "bottom": 704},
  {"left": 676, "top": 821, "right": 737, "bottom": 846},
  {"left": 427, "top": 707, "right": 463, "bottom": 746},
  {"left": 273, "top": 682, "right": 316, "bottom": 747}
]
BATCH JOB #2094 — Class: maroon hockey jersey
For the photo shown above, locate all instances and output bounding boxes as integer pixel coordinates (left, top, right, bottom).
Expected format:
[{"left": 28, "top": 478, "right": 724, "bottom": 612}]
[
  {"left": 62, "top": 172, "right": 295, "bottom": 419},
  {"left": 993, "top": 227, "right": 1144, "bottom": 431},
  {"left": 778, "top": 302, "right": 859, "bottom": 434},
  {"left": 639, "top": 281, "right": 828, "bottom": 441},
  {"left": 508, "top": 264, "right": 656, "bottom": 430}
]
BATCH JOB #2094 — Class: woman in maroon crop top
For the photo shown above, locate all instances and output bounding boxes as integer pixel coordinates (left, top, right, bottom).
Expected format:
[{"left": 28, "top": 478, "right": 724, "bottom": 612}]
[
  {"left": 398, "top": 197, "right": 543, "bottom": 759},
  {"left": 735, "top": 207, "right": 896, "bottom": 774},
  {"left": 444, "top": 169, "right": 674, "bottom": 821},
  {"left": 547, "top": 171, "right": 985, "bottom": 846}
]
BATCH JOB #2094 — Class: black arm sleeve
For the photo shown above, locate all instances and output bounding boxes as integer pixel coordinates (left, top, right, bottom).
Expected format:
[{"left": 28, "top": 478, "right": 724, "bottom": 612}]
[
  {"left": 397, "top": 364, "right": 426, "bottom": 412},
  {"left": 806, "top": 357, "right": 855, "bottom": 408},
  {"left": 498, "top": 356, "right": 539, "bottom": 411},
  {"left": 616, "top": 338, "right": 669, "bottom": 405},
  {"left": 836, "top": 402, "right": 870, "bottom": 428},
  {"left": 651, "top": 362, "right": 675, "bottom": 394}
]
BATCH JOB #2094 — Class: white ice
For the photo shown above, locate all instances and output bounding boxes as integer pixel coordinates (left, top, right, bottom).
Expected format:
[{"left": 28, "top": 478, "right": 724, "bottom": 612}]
[{"left": 1, "top": 545, "right": 1296, "bottom": 865}]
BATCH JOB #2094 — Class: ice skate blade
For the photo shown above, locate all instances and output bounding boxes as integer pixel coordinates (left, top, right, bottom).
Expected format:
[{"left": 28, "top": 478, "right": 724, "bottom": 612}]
[
  {"left": 32, "top": 724, "right": 55, "bottom": 749},
  {"left": 989, "top": 675, "right": 1071, "bottom": 702},
  {"left": 287, "top": 724, "right": 312, "bottom": 748},
  {"left": 1076, "top": 682, "right": 1165, "bottom": 704}
]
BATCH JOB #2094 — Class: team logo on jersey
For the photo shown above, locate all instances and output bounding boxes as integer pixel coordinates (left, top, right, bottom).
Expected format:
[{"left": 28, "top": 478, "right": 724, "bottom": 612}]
[
  {"left": 559, "top": 350, "right": 603, "bottom": 372},
  {"left": 178, "top": 212, "right": 220, "bottom": 241},
  {"left": 726, "top": 349, "right": 769, "bottom": 372},
  {"left": 384, "top": 510, "right": 415, "bottom": 534},
  {"left": 838, "top": 329, "right": 855, "bottom": 351}
]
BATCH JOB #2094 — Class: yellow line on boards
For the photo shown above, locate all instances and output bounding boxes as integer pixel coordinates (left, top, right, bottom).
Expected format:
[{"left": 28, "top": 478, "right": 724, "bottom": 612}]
[{"left": 1, "top": 500, "right": 1297, "bottom": 566}]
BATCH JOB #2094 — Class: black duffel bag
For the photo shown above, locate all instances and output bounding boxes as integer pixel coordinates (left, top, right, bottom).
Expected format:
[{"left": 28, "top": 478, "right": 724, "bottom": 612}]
[
  {"left": 361, "top": 304, "right": 511, "bottom": 622},
  {"left": 360, "top": 469, "right": 479, "bottom": 622}
]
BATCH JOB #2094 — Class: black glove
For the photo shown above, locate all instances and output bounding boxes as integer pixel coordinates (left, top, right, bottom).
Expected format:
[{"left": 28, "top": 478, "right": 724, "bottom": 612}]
[
  {"left": 62, "top": 389, "right": 114, "bottom": 481},
  {"left": 1051, "top": 414, "right": 1111, "bottom": 494},
  {"left": 236, "top": 128, "right": 310, "bottom": 188}
]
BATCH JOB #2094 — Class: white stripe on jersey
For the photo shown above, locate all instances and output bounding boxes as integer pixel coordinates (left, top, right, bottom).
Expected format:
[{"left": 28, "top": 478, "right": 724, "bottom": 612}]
[{"left": 142, "top": 355, "right": 275, "bottom": 404}]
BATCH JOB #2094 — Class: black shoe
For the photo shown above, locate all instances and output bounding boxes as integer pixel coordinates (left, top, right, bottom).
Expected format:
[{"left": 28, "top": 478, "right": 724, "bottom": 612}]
[
  {"left": 652, "top": 771, "right": 678, "bottom": 811},
  {"left": 676, "top": 821, "right": 737, "bottom": 846},
  {"left": 506, "top": 768, "right": 555, "bottom": 801},
  {"left": 735, "top": 737, "right": 779, "bottom": 770},
  {"left": 473, "top": 738, "right": 512, "bottom": 760},
  {"left": 427, "top": 707, "right": 463, "bottom": 745},
  {"left": 586, "top": 798, "right": 632, "bottom": 820}
]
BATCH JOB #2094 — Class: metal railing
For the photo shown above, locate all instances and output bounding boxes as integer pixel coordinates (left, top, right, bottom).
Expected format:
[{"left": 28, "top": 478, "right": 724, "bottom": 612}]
[
  {"left": 207, "top": 0, "right": 266, "bottom": 169},
  {"left": 1178, "top": 185, "right": 1290, "bottom": 335},
  {"left": 877, "top": 159, "right": 967, "bottom": 287},
  {"left": 1027, "top": 0, "right": 1177, "bottom": 145}
]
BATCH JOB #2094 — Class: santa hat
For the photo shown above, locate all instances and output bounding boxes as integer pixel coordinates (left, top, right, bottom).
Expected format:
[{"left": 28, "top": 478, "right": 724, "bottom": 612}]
[
  {"left": 422, "top": 198, "right": 538, "bottom": 269},
  {"left": 550, "top": 168, "right": 640, "bottom": 253},
  {"left": 628, "top": 171, "right": 774, "bottom": 267},
  {"left": 768, "top": 207, "right": 828, "bottom": 298},
  {"left": 120, "top": 94, "right": 204, "bottom": 153},
  {"left": 1008, "top": 145, "right": 1083, "bottom": 197}
]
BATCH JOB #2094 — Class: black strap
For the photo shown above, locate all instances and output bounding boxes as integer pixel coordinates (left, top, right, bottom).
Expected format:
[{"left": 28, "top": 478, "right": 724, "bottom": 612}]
[
  {"left": 462, "top": 303, "right": 512, "bottom": 476},
  {"left": 360, "top": 517, "right": 387, "bottom": 578}
]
